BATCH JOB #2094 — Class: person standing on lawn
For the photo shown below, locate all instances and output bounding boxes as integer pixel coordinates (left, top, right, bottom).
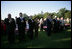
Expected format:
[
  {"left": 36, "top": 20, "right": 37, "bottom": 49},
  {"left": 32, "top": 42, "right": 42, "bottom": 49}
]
[
  {"left": 46, "top": 16, "right": 52, "bottom": 36},
  {"left": 4, "top": 14, "right": 16, "bottom": 44},
  {"left": 16, "top": 12, "right": 26, "bottom": 42},
  {"left": 1, "top": 20, "right": 6, "bottom": 36},
  {"left": 60, "top": 17, "right": 65, "bottom": 31},
  {"left": 34, "top": 18, "right": 39, "bottom": 38},
  {"left": 52, "top": 16, "right": 58, "bottom": 33}
]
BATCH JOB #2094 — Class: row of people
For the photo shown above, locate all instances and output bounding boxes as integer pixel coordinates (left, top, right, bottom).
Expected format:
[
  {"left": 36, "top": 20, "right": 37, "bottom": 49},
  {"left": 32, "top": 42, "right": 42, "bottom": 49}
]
[
  {"left": 1, "top": 13, "right": 71, "bottom": 44},
  {"left": 39, "top": 16, "right": 71, "bottom": 33},
  {"left": 1, "top": 13, "right": 39, "bottom": 44}
]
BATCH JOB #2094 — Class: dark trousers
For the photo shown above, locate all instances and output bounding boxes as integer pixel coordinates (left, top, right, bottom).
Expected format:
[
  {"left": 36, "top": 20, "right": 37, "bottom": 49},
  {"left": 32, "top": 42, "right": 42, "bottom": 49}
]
[
  {"left": 8, "top": 30, "right": 15, "bottom": 43},
  {"left": 1, "top": 29, "right": 6, "bottom": 36},
  {"left": 47, "top": 27, "right": 51, "bottom": 36},
  {"left": 27, "top": 29, "right": 33, "bottom": 40},
  {"left": 40, "top": 24, "right": 43, "bottom": 31},
  {"left": 53, "top": 26, "right": 58, "bottom": 33},
  {"left": 56, "top": 26, "right": 59, "bottom": 32},
  {"left": 35, "top": 28, "right": 38, "bottom": 38},
  {"left": 18, "top": 29, "right": 25, "bottom": 42},
  {"left": 60, "top": 25, "right": 64, "bottom": 31},
  {"left": 1, "top": 29, "right": 4, "bottom": 36}
]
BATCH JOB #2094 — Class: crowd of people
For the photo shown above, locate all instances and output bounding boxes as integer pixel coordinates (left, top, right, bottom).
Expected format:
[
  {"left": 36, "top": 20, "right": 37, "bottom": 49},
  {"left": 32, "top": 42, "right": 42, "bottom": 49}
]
[{"left": 1, "top": 12, "right": 71, "bottom": 44}]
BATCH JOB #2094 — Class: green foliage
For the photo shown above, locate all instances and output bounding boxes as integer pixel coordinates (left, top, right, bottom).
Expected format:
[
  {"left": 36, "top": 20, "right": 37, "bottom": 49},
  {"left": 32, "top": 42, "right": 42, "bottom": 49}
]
[
  {"left": 57, "top": 8, "right": 71, "bottom": 18},
  {"left": 43, "top": 12, "right": 50, "bottom": 18},
  {"left": 65, "top": 10, "right": 71, "bottom": 19},
  {"left": 23, "top": 8, "right": 71, "bottom": 19},
  {"left": 23, "top": 13, "right": 29, "bottom": 20},
  {"left": 32, "top": 14, "right": 37, "bottom": 19},
  {"left": 36, "top": 13, "right": 43, "bottom": 19},
  {"left": 58, "top": 8, "right": 66, "bottom": 18}
]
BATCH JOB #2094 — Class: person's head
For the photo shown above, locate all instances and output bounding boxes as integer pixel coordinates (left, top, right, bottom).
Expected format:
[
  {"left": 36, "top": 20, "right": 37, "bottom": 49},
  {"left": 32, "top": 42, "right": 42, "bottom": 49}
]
[
  {"left": 70, "top": 18, "right": 71, "bottom": 20},
  {"left": 34, "top": 17, "right": 37, "bottom": 21},
  {"left": 1, "top": 20, "right": 4, "bottom": 24},
  {"left": 15, "top": 16, "right": 17, "bottom": 18},
  {"left": 42, "top": 18, "right": 44, "bottom": 21},
  {"left": 8, "top": 14, "right": 11, "bottom": 19},
  {"left": 60, "top": 17, "right": 63, "bottom": 20},
  {"left": 19, "top": 12, "right": 22, "bottom": 17},
  {"left": 47, "top": 16, "right": 51, "bottom": 19},
  {"left": 57, "top": 17, "right": 59, "bottom": 20},
  {"left": 44, "top": 18, "right": 46, "bottom": 21},
  {"left": 54, "top": 16, "right": 57, "bottom": 19},
  {"left": 67, "top": 18, "right": 69, "bottom": 20}
]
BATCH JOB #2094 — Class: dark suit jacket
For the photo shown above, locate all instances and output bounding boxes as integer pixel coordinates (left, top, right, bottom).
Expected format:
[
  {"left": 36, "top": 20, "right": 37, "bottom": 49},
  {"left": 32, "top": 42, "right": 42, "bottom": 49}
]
[
  {"left": 28, "top": 19, "right": 33, "bottom": 30},
  {"left": 53, "top": 19, "right": 58, "bottom": 28},
  {"left": 16, "top": 17, "right": 26, "bottom": 31},
  {"left": 4, "top": 18, "right": 16, "bottom": 31},
  {"left": 46, "top": 18, "right": 52, "bottom": 29}
]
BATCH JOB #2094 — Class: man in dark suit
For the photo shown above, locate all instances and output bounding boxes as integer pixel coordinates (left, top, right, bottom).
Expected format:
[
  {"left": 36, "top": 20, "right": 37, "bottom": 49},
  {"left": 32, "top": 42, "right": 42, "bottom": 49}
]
[
  {"left": 53, "top": 16, "right": 58, "bottom": 33},
  {"left": 16, "top": 13, "right": 26, "bottom": 42},
  {"left": 34, "top": 18, "right": 39, "bottom": 38},
  {"left": 28, "top": 16, "right": 34, "bottom": 40},
  {"left": 57, "top": 17, "right": 61, "bottom": 32},
  {"left": 4, "top": 14, "right": 16, "bottom": 44},
  {"left": 46, "top": 16, "right": 52, "bottom": 36}
]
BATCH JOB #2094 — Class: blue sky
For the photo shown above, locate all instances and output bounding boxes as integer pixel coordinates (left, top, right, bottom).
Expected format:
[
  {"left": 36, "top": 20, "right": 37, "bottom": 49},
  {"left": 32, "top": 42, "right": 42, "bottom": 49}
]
[{"left": 1, "top": 1, "right": 71, "bottom": 20}]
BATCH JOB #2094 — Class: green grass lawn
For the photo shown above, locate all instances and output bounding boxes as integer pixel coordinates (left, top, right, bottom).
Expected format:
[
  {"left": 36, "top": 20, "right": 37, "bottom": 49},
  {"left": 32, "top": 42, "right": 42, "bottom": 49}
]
[{"left": 1, "top": 28, "right": 71, "bottom": 48}]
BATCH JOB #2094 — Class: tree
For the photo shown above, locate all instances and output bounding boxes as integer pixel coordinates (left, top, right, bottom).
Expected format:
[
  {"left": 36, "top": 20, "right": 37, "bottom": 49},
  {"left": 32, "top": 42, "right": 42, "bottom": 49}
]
[
  {"left": 49, "top": 13, "right": 54, "bottom": 19},
  {"left": 23, "top": 13, "right": 29, "bottom": 20},
  {"left": 58, "top": 8, "right": 66, "bottom": 18},
  {"left": 32, "top": 14, "right": 37, "bottom": 19},
  {"left": 23, "top": 13, "right": 28, "bottom": 17},
  {"left": 58, "top": 8, "right": 71, "bottom": 19},
  {"left": 22, "top": 8, "right": 71, "bottom": 20},
  {"left": 65, "top": 11, "right": 71, "bottom": 18},
  {"left": 43, "top": 12, "right": 49, "bottom": 18}
]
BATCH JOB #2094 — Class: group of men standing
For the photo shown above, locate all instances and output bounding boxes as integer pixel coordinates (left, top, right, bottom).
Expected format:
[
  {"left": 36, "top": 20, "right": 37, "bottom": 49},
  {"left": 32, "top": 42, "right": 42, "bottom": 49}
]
[
  {"left": 3, "top": 13, "right": 39, "bottom": 44},
  {"left": 39, "top": 16, "right": 66, "bottom": 36},
  {"left": 1, "top": 12, "right": 69, "bottom": 44}
]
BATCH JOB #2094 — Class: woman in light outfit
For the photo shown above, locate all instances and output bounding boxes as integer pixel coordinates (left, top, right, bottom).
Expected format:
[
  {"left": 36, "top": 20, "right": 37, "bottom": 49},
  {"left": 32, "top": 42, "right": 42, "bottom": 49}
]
[{"left": 25, "top": 20, "right": 29, "bottom": 34}]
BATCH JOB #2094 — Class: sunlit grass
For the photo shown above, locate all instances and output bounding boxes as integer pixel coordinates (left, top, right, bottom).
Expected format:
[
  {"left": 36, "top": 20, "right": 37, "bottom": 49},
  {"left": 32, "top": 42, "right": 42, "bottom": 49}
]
[
  {"left": 67, "top": 29, "right": 71, "bottom": 32},
  {"left": 53, "top": 38, "right": 71, "bottom": 42}
]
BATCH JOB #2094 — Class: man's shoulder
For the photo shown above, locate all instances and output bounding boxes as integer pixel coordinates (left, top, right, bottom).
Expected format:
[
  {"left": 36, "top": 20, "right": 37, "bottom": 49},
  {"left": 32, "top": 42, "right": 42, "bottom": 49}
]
[
  {"left": 17, "top": 17, "right": 20, "bottom": 19},
  {"left": 53, "top": 19, "right": 55, "bottom": 20},
  {"left": 5, "top": 18, "right": 8, "bottom": 20},
  {"left": 11, "top": 18, "right": 14, "bottom": 19},
  {"left": 4, "top": 18, "right": 8, "bottom": 20},
  {"left": 46, "top": 18, "right": 49, "bottom": 21}
]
